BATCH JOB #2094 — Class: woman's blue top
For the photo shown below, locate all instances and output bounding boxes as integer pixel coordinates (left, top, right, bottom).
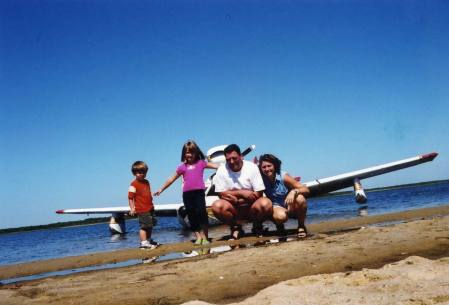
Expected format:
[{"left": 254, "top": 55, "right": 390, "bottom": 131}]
[{"left": 263, "top": 171, "right": 289, "bottom": 208}]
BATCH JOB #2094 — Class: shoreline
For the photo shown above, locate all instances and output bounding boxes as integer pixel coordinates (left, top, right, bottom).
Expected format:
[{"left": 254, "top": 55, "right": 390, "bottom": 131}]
[
  {"left": 1, "top": 204, "right": 449, "bottom": 281},
  {"left": 1, "top": 205, "right": 449, "bottom": 304}
]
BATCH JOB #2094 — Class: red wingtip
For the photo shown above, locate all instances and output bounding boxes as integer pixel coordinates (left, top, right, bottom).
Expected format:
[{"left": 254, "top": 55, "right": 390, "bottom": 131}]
[
  {"left": 56, "top": 210, "right": 64, "bottom": 214},
  {"left": 421, "top": 152, "right": 438, "bottom": 161}
]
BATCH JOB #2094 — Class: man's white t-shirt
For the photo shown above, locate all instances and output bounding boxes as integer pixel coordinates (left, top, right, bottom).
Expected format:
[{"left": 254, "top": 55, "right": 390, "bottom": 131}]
[{"left": 213, "top": 160, "right": 265, "bottom": 192}]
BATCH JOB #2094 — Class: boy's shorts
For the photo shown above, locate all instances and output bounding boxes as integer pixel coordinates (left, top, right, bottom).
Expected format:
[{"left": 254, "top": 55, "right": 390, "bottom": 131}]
[{"left": 138, "top": 212, "right": 155, "bottom": 230}]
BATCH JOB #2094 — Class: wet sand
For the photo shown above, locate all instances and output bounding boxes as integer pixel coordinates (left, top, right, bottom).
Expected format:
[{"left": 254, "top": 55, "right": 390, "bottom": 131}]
[{"left": 1, "top": 205, "right": 449, "bottom": 305}]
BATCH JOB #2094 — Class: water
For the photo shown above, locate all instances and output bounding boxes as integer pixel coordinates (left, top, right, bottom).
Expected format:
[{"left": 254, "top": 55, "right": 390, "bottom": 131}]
[{"left": 1, "top": 181, "right": 448, "bottom": 267}]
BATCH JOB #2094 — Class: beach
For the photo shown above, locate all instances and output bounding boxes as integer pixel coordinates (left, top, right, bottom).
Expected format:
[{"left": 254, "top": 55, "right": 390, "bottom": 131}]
[{"left": 1, "top": 205, "right": 449, "bottom": 305}]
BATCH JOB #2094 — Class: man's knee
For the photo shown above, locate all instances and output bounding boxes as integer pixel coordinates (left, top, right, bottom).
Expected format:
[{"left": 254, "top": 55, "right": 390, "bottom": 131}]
[
  {"left": 212, "top": 199, "right": 232, "bottom": 216},
  {"left": 256, "top": 197, "right": 273, "bottom": 212},
  {"left": 211, "top": 200, "right": 223, "bottom": 216}
]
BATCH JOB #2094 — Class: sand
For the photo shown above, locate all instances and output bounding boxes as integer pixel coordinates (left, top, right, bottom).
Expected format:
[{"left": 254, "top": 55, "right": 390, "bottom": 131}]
[
  {"left": 1, "top": 205, "right": 449, "bottom": 305},
  {"left": 185, "top": 256, "right": 449, "bottom": 305}
]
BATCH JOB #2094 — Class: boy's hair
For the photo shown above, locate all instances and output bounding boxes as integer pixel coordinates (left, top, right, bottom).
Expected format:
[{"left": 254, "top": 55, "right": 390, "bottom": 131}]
[
  {"left": 181, "top": 140, "right": 205, "bottom": 162},
  {"left": 224, "top": 144, "right": 241, "bottom": 155},
  {"left": 258, "top": 154, "right": 282, "bottom": 175},
  {"left": 131, "top": 161, "right": 148, "bottom": 175}
]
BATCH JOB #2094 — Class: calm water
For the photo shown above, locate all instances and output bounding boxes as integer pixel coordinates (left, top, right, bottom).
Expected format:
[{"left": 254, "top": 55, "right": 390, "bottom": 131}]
[{"left": 1, "top": 181, "right": 449, "bottom": 267}]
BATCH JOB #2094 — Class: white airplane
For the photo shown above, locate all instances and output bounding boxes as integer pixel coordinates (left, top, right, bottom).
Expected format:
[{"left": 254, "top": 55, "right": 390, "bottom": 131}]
[{"left": 56, "top": 145, "right": 438, "bottom": 234}]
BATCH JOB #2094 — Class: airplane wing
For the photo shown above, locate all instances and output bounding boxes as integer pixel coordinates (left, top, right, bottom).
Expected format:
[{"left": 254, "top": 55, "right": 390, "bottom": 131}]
[
  {"left": 303, "top": 152, "right": 438, "bottom": 197},
  {"left": 56, "top": 149, "right": 438, "bottom": 231},
  {"left": 56, "top": 203, "right": 183, "bottom": 217}
]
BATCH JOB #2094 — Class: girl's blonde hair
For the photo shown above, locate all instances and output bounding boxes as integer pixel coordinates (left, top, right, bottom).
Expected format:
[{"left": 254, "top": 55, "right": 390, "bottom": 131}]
[{"left": 181, "top": 140, "right": 205, "bottom": 162}]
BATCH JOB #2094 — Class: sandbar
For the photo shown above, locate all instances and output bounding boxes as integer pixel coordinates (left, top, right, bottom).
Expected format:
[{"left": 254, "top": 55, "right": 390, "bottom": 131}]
[{"left": 1, "top": 205, "right": 449, "bottom": 305}]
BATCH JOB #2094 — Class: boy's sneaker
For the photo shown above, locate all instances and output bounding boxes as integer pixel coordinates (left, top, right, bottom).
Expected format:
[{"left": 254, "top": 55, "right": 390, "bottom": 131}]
[
  {"left": 149, "top": 239, "right": 160, "bottom": 247},
  {"left": 139, "top": 240, "right": 157, "bottom": 249}
]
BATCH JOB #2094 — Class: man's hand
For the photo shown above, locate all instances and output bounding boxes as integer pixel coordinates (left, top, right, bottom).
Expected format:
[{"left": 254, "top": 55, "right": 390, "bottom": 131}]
[
  {"left": 220, "top": 192, "right": 239, "bottom": 204},
  {"left": 238, "top": 190, "right": 260, "bottom": 202}
]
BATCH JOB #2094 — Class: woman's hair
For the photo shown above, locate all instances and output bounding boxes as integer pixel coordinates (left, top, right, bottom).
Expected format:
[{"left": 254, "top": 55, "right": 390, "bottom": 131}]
[
  {"left": 181, "top": 140, "right": 205, "bottom": 162},
  {"left": 131, "top": 161, "right": 148, "bottom": 174},
  {"left": 258, "top": 154, "right": 282, "bottom": 175}
]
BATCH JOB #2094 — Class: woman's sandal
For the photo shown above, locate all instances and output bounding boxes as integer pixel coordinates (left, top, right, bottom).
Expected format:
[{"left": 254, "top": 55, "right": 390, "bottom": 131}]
[
  {"left": 297, "top": 226, "right": 307, "bottom": 239},
  {"left": 230, "top": 224, "right": 244, "bottom": 240}
]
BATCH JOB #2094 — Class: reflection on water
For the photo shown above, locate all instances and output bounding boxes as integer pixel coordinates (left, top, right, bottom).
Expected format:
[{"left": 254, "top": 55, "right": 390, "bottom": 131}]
[
  {"left": 1, "top": 237, "right": 299, "bottom": 285},
  {"left": 358, "top": 205, "right": 368, "bottom": 217}
]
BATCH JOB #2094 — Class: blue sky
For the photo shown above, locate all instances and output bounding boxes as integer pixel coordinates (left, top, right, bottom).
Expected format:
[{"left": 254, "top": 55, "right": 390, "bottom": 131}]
[{"left": 1, "top": 1, "right": 448, "bottom": 229}]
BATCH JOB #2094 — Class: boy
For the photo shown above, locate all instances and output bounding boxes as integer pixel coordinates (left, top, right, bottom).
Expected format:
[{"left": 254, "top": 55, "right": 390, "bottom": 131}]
[{"left": 128, "top": 161, "right": 159, "bottom": 249}]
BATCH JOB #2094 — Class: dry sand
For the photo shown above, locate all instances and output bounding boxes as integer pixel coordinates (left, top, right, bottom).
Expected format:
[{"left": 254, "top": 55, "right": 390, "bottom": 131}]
[
  {"left": 185, "top": 256, "right": 449, "bottom": 305},
  {"left": 1, "top": 205, "right": 449, "bottom": 305}
]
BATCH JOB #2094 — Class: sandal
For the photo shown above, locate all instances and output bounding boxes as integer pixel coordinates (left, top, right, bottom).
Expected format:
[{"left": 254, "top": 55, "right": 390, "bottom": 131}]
[
  {"left": 297, "top": 226, "right": 307, "bottom": 238},
  {"left": 230, "top": 224, "right": 244, "bottom": 240}
]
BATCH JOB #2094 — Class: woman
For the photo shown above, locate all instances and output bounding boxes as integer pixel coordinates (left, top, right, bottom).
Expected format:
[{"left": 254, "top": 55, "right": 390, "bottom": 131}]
[{"left": 258, "top": 154, "right": 310, "bottom": 238}]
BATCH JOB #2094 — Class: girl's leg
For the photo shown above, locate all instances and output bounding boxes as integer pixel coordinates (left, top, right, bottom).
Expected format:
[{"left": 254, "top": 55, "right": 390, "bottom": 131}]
[
  {"left": 200, "top": 224, "right": 208, "bottom": 239},
  {"left": 183, "top": 192, "right": 201, "bottom": 243},
  {"left": 193, "top": 231, "right": 202, "bottom": 244},
  {"left": 196, "top": 190, "right": 209, "bottom": 241}
]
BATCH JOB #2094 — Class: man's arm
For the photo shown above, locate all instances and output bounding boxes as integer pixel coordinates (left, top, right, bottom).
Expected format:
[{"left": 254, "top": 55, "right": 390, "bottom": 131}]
[{"left": 219, "top": 190, "right": 262, "bottom": 205}]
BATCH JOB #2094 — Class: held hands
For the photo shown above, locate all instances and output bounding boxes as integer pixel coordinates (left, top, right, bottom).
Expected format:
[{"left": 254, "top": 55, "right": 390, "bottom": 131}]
[
  {"left": 239, "top": 190, "right": 259, "bottom": 202},
  {"left": 129, "top": 207, "right": 136, "bottom": 216},
  {"left": 220, "top": 190, "right": 260, "bottom": 205},
  {"left": 153, "top": 189, "right": 163, "bottom": 196},
  {"left": 221, "top": 193, "right": 239, "bottom": 204}
]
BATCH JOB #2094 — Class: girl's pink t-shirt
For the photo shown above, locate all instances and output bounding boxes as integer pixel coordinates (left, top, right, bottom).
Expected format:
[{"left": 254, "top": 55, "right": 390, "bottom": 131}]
[{"left": 176, "top": 159, "right": 207, "bottom": 192}]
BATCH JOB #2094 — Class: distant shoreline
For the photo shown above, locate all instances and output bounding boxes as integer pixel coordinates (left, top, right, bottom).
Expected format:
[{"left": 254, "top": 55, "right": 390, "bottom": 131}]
[
  {"left": 0, "top": 217, "right": 112, "bottom": 235},
  {"left": 1, "top": 179, "right": 447, "bottom": 234}
]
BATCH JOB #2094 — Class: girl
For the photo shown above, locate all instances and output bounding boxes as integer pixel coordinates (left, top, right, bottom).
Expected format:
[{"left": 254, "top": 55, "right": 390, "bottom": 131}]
[{"left": 154, "top": 140, "right": 218, "bottom": 245}]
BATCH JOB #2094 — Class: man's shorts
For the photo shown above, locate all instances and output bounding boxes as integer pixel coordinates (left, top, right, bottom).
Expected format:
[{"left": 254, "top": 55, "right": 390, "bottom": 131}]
[{"left": 137, "top": 212, "right": 155, "bottom": 230}]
